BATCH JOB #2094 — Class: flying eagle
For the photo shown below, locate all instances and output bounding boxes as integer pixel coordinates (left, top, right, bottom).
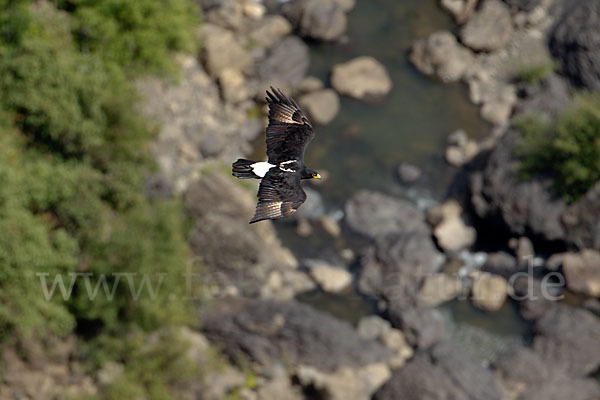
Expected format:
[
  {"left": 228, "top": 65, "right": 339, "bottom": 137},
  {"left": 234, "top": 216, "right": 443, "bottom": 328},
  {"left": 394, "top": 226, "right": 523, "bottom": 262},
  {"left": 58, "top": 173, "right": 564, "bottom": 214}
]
[{"left": 232, "top": 87, "right": 321, "bottom": 224}]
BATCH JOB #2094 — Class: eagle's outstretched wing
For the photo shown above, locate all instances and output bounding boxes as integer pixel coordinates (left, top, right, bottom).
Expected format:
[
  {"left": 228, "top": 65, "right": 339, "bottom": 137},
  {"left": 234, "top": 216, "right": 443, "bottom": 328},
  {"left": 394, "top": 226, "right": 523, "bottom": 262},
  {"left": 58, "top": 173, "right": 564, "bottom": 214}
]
[
  {"left": 265, "top": 87, "right": 315, "bottom": 165},
  {"left": 250, "top": 169, "right": 306, "bottom": 223}
]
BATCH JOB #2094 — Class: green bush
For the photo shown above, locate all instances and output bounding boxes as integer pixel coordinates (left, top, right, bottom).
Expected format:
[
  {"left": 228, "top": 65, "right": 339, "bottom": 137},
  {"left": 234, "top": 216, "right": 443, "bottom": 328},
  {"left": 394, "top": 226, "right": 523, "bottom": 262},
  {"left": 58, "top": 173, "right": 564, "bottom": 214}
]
[
  {"left": 517, "top": 61, "right": 555, "bottom": 85},
  {"left": 516, "top": 95, "right": 600, "bottom": 202},
  {"left": 0, "top": 1, "right": 202, "bottom": 398}
]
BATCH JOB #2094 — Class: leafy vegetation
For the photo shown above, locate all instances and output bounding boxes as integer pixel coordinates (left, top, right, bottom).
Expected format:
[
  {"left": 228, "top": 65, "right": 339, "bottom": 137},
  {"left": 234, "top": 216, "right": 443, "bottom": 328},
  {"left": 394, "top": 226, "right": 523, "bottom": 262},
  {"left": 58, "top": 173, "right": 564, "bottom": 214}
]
[
  {"left": 516, "top": 95, "right": 600, "bottom": 202},
  {"left": 517, "top": 61, "right": 555, "bottom": 85},
  {"left": 0, "top": 0, "right": 202, "bottom": 398}
]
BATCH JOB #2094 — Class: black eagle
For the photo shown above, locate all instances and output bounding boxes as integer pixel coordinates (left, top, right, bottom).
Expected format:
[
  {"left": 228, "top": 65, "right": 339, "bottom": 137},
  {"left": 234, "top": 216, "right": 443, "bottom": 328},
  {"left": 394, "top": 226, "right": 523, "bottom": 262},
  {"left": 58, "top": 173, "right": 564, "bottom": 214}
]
[{"left": 232, "top": 87, "right": 321, "bottom": 224}]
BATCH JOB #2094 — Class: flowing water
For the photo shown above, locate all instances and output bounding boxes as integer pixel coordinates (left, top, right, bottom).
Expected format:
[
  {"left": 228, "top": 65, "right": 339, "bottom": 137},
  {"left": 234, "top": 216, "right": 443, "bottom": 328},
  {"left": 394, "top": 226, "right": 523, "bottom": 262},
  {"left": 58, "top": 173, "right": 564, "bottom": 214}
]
[{"left": 275, "top": 0, "right": 533, "bottom": 361}]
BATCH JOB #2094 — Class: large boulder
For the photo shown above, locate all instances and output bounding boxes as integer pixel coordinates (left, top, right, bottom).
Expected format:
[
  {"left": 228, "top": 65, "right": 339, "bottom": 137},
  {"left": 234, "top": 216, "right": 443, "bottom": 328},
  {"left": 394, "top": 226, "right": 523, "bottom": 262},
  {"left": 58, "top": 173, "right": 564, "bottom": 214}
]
[
  {"left": 467, "top": 129, "right": 568, "bottom": 245},
  {"left": 560, "top": 250, "right": 600, "bottom": 297},
  {"left": 201, "top": 24, "right": 252, "bottom": 77},
  {"left": 410, "top": 31, "right": 475, "bottom": 83},
  {"left": 276, "top": 0, "right": 349, "bottom": 41},
  {"left": 185, "top": 171, "right": 310, "bottom": 299},
  {"left": 562, "top": 181, "right": 600, "bottom": 250},
  {"left": 257, "top": 36, "right": 310, "bottom": 88},
  {"left": 470, "top": 271, "right": 508, "bottom": 312},
  {"left": 460, "top": 0, "right": 513, "bottom": 52},
  {"left": 532, "top": 304, "right": 600, "bottom": 377},
  {"left": 201, "top": 298, "right": 392, "bottom": 371},
  {"left": 331, "top": 57, "right": 393, "bottom": 100},
  {"left": 373, "top": 342, "right": 502, "bottom": 400},
  {"left": 549, "top": 0, "right": 600, "bottom": 90},
  {"left": 298, "top": 89, "right": 340, "bottom": 125},
  {"left": 493, "top": 347, "right": 600, "bottom": 400}
]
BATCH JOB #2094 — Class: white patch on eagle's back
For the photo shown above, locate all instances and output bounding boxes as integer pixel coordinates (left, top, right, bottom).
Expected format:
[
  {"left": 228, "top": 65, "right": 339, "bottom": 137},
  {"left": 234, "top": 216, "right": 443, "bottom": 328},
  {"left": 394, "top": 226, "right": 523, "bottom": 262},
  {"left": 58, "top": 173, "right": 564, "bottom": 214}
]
[
  {"left": 279, "top": 159, "right": 297, "bottom": 173},
  {"left": 251, "top": 162, "right": 275, "bottom": 178}
]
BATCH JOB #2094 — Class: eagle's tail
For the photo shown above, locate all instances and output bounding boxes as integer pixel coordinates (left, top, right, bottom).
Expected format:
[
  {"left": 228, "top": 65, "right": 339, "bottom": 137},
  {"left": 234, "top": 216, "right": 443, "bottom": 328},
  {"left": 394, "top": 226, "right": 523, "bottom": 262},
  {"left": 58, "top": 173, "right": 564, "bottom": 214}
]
[{"left": 232, "top": 159, "right": 259, "bottom": 179}]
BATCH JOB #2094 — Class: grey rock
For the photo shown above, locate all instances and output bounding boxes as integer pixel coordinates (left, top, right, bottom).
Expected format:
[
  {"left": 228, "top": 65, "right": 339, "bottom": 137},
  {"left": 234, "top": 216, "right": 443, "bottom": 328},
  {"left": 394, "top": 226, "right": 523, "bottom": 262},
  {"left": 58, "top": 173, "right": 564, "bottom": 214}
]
[
  {"left": 562, "top": 181, "right": 600, "bottom": 250},
  {"left": 514, "top": 75, "right": 572, "bottom": 121},
  {"left": 258, "top": 36, "right": 310, "bottom": 87},
  {"left": 201, "top": 24, "right": 252, "bottom": 77},
  {"left": 410, "top": 31, "right": 475, "bottom": 82},
  {"left": 561, "top": 250, "right": 600, "bottom": 298},
  {"left": 493, "top": 347, "right": 600, "bottom": 400},
  {"left": 550, "top": 0, "right": 600, "bottom": 90},
  {"left": 461, "top": 0, "right": 513, "bottom": 51},
  {"left": 503, "top": 0, "right": 541, "bottom": 12},
  {"left": 277, "top": 0, "right": 348, "bottom": 41},
  {"left": 298, "top": 89, "right": 340, "bottom": 125},
  {"left": 201, "top": 298, "right": 391, "bottom": 371},
  {"left": 481, "top": 251, "right": 518, "bottom": 279},
  {"left": 245, "top": 15, "right": 292, "bottom": 50},
  {"left": 373, "top": 341, "right": 502, "bottom": 400},
  {"left": 533, "top": 304, "right": 600, "bottom": 377}
]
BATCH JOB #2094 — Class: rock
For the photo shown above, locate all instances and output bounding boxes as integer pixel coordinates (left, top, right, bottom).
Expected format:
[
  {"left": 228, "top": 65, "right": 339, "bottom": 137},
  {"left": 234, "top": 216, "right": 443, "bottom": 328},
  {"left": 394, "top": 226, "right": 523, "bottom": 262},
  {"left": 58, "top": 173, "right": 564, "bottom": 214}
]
[
  {"left": 345, "top": 190, "right": 429, "bottom": 240},
  {"left": 460, "top": 0, "right": 513, "bottom": 52},
  {"left": 305, "top": 260, "right": 352, "bottom": 293},
  {"left": 410, "top": 31, "right": 475, "bottom": 82},
  {"left": 509, "top": 236, "right": 535, "bottom": 266},
  {"left": 387, "top": 299, "right": 446, "bottom": 350},
  {"left": 445, "top": 141, "right": 479, "bottom": 167},
  {"left": 562, "top": 181, "right": 600, "bottom": 250},
  {"left": 201, "top": 24, "right": 252, "bottom": 77},
  {"left": 481, "top": 251, "right": 518, "bottom": 279},
  {"left": 492, "top": 347, "right": 600, "bottom": 400},
  {"left": 419, "top": 273, "right": 462, "bottom": 306},
  {"left": 298, "top": 89, "right": 340, "bottom": 125},
  {"left": 468, "top": 76, "right": 517, "bottom": 126},
  {"left": 243, "top": 0, "right": 266, "bottom": 19},
  {"left": 381, "top": 329, "right": 414, "bottom": 368},
  {"left": 532, "top": 304, "right": 600, "bottom": 377},
  {"left": 297, "top": 363, "right": 391, "bottom": 400},
  {"left": 296, "top": 217, "right": 312, "bottom": 237},
  {"left": 331, "top": 57, "right": 393, "bottom": 100},
  {"left": 292, "top": 187, "right": 325, "bottom": 220},
  {"left": 511, "top": 277, "right": 557, "bottom": 320},
  {"left": 373, "top": 341, "right": 502, "bottom": 400},
  {"left": 297, "top": 76, "right": 324, "bottom": 94},
  {"left": 246, "top": 15, "right": 293, "bottom": 50},
  {"left": 447, "top": 129, "right": 469, "bottom": 147},
  {"left": 258, "top": 36, "right": 310, "bottom": 88},
  {"left": 468, "top": 129, "right": 568, "bottom": 244},
  {"left": 549, "top": 0, "right": 600, "bottom": 90},
  {"left": 357, "top": 316, "right": 392, "bottom": 341},
  {"left": 185, "top": 171, "right": 299, "bottom": 299},
  {"left": 561, "top": 250, "right": 600, "bottom": 297},
  {"left": 297, "top": 0, "right": 348, "bottom": 41},
  {"left": 471, "top": 272, "right": 508, "bottom": 312},
  {"left": 266, "top": 268, "right": 317, "bottom": 299},
  {"left": 257, "top": 378, "right": 302, "bottom": 400},
  {"left": 396, "top": 162, "right": 422, "bottom": 184},
  {"left": 503, "top": 0, "right": 541, "bottom": 12},
  {"left": 441, "top": 0, "right": 480, "bottom": 23},
  {"left": 514, "top": 75, "right": 572, "bottom": 121},
  {"left": 318, "top": 215, "right": 341, "bottom": 238},
  {"left": 430, "top": 200, "right": 477, "bottom": 253},
  {"left": 202, "top": 298, "right": 391, "bottom": 371},
  {"left": 219, "top": 68, "right": 249, "bottom": 104}
]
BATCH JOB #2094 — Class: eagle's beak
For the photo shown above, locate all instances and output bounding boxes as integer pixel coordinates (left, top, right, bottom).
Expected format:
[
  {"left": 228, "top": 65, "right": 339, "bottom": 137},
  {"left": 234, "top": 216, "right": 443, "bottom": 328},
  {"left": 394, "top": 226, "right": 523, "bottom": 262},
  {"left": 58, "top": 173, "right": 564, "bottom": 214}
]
[{"left": 313, "top": 173, "right": 322, "bottom": 180}]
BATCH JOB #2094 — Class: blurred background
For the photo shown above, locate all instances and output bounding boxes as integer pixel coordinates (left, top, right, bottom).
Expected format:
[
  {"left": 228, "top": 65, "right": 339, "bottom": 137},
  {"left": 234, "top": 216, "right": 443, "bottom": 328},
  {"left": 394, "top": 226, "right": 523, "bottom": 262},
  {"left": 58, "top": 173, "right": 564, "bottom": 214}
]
[{"left": 1, "top": 0, "right": 599, "bottom": 399}]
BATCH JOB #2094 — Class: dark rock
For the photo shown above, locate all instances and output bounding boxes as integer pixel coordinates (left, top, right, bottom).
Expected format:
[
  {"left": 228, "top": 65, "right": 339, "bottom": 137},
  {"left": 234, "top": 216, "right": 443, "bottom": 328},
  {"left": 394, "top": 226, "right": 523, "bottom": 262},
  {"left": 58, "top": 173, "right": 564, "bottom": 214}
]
[
  {"left": 493, "top": 347, "right": 600, "bottom": 400},
  {"left": 344, "top": 190, "right": 431, "bottom": 240},
  {"left": 185, "top": 172, "right": 298, "bottom": 298},
  {"left": 468, "top": 129, "right": 567, "bottom": 245},
  {"left": 386, "top": 300, "right": 446, "bottom": 350},
  {"left": 482, "top": 252, "right": 518, "bottom": 279},
  {"left": 514, "top": 75, "right": 572, "bottom": 121},
  {"left": 258, "top": 36, "right": 309, "bottom": 87},
  {"left": 562, "top": 181, "right": 600, "bottom": 250},
  {"left": 397, "top": 162, "right": 422, "bottom": 184},
  {"left": 373, "top": 341, "right": 502, "bottom": 400},
  {"left": 502, "top": 0, "right": 541, "bottom": 12},
  {"left": 550, "top": 0, "right": 600, "bottom": 90},
  {"left": 276, "top": 0, "right": 348, "bottom": 41},
  {"left": 201, "top": 298, "right": 391, "bottom": 371},
  {"left": 533, "top": 304, "right": 600, "bottom": 377},
  {"left": 511, "top": 277, "right": 557, "bottom": 320}
]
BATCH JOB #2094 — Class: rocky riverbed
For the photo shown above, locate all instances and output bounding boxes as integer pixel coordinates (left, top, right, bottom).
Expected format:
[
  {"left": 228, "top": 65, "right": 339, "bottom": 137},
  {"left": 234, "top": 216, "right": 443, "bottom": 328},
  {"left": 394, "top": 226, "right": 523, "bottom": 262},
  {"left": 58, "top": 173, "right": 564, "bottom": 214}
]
[{"left": 139, "top": 0, "right": 600, "bottom": 399}]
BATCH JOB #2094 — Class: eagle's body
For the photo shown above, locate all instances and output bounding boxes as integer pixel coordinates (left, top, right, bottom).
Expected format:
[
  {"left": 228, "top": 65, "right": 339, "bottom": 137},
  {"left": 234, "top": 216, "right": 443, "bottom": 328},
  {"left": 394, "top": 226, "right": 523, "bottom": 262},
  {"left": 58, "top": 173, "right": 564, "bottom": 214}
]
[{"left": 232, "top": 88, "right": 320, "bottom": 223}]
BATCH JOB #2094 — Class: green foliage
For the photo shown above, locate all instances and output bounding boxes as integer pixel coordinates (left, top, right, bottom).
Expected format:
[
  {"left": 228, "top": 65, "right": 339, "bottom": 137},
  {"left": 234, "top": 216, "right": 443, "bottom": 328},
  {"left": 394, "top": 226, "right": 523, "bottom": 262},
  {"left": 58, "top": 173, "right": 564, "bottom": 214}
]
[
  {"left": 518, "top": 61, "right": 555, "bottom": 85},
  {"left": 55, "top": 0, "right": 199, "bottom": 73},
  {"left": 516, "top": 95, "right": 600, "bottom": 202},
  {"left": 0, "top": 0, "right": 202, "bottom": 398}
]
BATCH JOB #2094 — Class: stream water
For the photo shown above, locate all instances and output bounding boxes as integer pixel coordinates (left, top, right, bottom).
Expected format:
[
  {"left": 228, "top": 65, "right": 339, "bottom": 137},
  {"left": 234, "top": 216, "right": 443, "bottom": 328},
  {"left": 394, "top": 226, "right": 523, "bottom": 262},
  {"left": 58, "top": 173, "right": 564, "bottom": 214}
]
[{"left": 276, "top": 0, "right": 533, "bottom": 362}]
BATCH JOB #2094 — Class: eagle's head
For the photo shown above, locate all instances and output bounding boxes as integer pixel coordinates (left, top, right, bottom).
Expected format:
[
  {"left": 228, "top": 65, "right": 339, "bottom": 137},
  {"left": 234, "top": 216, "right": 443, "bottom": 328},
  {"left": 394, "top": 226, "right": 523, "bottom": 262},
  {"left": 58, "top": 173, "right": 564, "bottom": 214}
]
[{"left": 302, "top": 168, "right": 321, "bottom": 180}]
